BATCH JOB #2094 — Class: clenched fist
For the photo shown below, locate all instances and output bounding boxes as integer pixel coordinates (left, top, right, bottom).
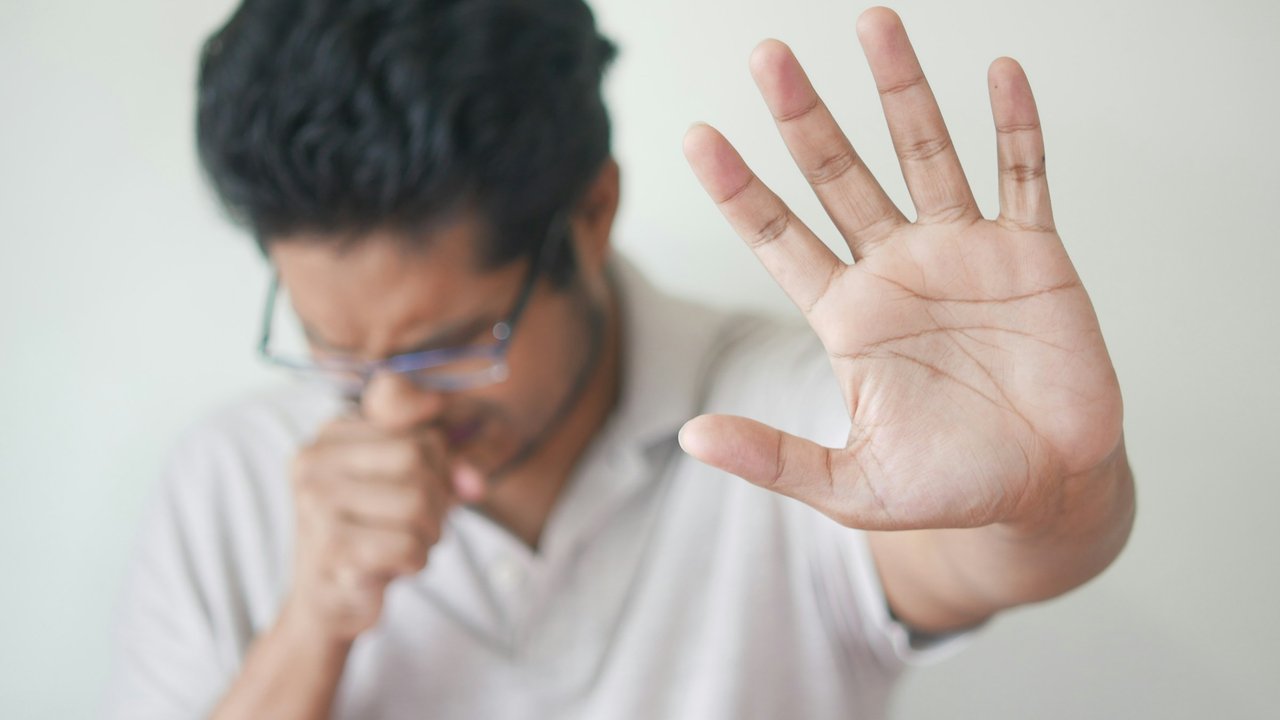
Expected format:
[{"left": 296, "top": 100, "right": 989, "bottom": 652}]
[{"left": 280, "top": 414, "right": 487, "bottom": 642}]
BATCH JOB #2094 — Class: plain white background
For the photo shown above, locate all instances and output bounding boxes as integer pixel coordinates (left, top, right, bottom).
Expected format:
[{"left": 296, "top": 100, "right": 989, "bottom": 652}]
[{"left": 2, "top": 0, "right": 1277, "bottom": 717}]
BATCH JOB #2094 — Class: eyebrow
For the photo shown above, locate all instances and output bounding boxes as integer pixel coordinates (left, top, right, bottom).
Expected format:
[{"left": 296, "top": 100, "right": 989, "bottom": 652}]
[{"left": 302, "top": 315, "right": 497, "bottom": 358}]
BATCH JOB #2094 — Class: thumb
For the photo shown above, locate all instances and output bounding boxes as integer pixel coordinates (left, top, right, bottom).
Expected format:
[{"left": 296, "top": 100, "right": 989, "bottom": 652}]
[
  {"left": 450, "top": 460, "right": 488, "bottom": 504},
  {"left": 409, "top": 426, "right": 484, "bottom": 504},
  {"left": 679, "top": 413, "right": 834, "bottom": 502},
  {"left": 678, "top": 413, "right": 880, "bottom": 528}
]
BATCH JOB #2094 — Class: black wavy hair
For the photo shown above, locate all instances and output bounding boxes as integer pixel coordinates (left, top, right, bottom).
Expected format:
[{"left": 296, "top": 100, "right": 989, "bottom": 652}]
[{"left": 196, "top": 0, "right": 617, "bottom": 284}]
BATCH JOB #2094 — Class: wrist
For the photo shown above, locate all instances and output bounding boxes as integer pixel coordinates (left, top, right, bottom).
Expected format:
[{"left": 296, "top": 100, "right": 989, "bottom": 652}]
[
  {"left": 984, "top": 437, "right": 1135, "bottom": 599},
  {"left": 276, "top": 597, "right": 356, "bottom": 658},
  {"left": 211, "top": 599, "right": 354, "bottom": 720},
  {"left": 1001, "top": 436, "right": 1133, "bottom": 538}
]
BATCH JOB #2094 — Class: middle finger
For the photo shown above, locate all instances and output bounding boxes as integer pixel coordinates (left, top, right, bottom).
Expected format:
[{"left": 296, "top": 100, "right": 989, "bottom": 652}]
[{"left": 856, "top": 8, "right": 980, "bottom": 224}]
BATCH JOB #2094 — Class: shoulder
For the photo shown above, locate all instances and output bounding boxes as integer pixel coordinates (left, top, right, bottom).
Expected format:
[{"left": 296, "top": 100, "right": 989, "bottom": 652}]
[
  {"left": 108, "top": 385, "right": 338, "bottom": 705},
  {"left": 166, "top": 383, "right": 341, "bottom": 469},
  {"left": 137, "top": 383, "right": 341, "bottom": 599},
  {"left": 700, "top": 312, "right": 844, "bottom": 444},
  {"left": 156, "top": 383, "right": 343, "bottom": 520},
  {"left": 610, "top": 254, "right": 830, "bottom": 446},
  {"left": 612, "top": 253, "right": 840, "bottom": 445}
]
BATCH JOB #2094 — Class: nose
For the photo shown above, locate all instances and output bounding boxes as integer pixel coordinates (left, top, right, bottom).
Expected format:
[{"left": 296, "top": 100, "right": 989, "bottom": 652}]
[{"left": 360, "top": 371, "right": 448, "bottom": 432}]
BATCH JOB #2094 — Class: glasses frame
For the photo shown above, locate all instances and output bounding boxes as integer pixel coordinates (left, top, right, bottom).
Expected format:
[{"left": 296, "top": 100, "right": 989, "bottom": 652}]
[{"left": 257, "top": 212, "right": 569, "bottom": 397}]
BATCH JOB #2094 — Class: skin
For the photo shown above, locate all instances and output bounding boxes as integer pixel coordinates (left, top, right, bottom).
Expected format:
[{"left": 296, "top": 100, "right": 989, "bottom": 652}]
[
  {"left": 679, "top": 8, "right": 1134, "bottom": 631},
  {"left": 212, "top": 165, "right": 623, "bottom": 718},
  {"left": 212, "top": 7, "right": 1134, "bottom": 718}
]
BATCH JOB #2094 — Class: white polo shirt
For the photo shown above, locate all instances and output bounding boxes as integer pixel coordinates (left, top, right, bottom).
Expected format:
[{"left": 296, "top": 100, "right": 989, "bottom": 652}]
[{"left": 106, "top": 255, "right": 965, "bottom": 719}]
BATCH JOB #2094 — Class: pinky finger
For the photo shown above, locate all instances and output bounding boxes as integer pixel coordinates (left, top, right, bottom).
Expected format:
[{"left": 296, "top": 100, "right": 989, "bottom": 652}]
[{"left": 989, "top": 57, "right": 1055, "bottom": 232}]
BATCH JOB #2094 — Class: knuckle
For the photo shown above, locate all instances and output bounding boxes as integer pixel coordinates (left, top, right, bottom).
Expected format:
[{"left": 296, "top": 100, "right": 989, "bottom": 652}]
[
  {"left": 748, "top": 211, "right": 792, "bottom": 249},
  {"left": 996, "top": 216, "right": 1056, "bottom": 234},
  {"left": 714, "top": 174, "right": 756, "bottom": 207},
  {"left": 765, "top": 437, "right": 788, "bottom": 491},
  {"left": 405, "top": 542, "right": 430, "bottom": 572},
  {"left": 344, "top": 589, "right": 386, "bottom": 627},
  {"left": 388, "top": 533, "right": 427, "bottom": 574},
  {"left": 804, "top": 147, "right": 859, "bottom": 187},
  {"left": 317, "top": 414, "right": 361, "bottom": 439},
  {"left": 310, "top": 522, "right": 338, "bottom": 557},
  {"left": 918, "top": 202, "right": 978, "bottom": 226},
  {"left": 356, "top": 590, "right": 385, "bottom": 618},
  {"left": 313, "top": 424, "right": 342, "bottom": 444},
  {"left": 420, "top": 522, "right": 442, "bottom": 548},
  {"left": 996, "top": 121, "right": 1041, "bottom": 136},
  {"left": 295, "top": 488, "right": 326, "bottom": 524},
  {"left": 415, "top": 430, "right": 446, "bottom": 457},
  {"left": 290, "top": 450, "right": 316, "bottom": 484},
  {"left": 999, "top": 162, "right": 1046, "bottom": 182},
  {"left": 878, "top": 74, "right": 927, "bottom": 98},
  {"left": 386, "top": 442, "right": 421, "bottom": 473},
  {"left": 404, "top": 490, "right": 434, "bottom": 523},
  {"left": 351, "top": 539, "right": 384, "bottom": 571},
  {"left": 897, "top": 135, "right": 953, "bottom": 163},
  {"left": 293, "top": 477, "right": 332, "bottom": 518},
  {"left": 852, "top": 209, "right": 901, "bottom": 246},
  {"left": 414, "top": 449, "right": 443, "bottom": 479},
  {"left": 774, "top": 95, "right": 820, "bottom": 124},
  {"left": 327, "top": 563, "right": 364, "bottom": 594},
  {"left": 801, "top": 262, "right": 842, "bottom": 316}
]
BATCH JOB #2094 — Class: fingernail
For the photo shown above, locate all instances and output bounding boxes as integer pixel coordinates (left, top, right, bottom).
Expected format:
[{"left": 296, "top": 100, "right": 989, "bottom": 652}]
[{"left": 677, "top": 419, "right": 696, "bottom": 453}]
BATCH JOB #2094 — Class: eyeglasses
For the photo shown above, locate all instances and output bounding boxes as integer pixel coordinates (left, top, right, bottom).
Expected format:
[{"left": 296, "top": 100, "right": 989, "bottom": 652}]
[{"left": 257, "top": 213, "right": 569, "bottom": 399}]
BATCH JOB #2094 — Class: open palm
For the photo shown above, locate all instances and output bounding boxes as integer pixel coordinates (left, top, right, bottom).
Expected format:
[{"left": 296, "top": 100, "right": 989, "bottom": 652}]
[{"left": 680, "top": 8, "right": 1123, "bottom": 531}]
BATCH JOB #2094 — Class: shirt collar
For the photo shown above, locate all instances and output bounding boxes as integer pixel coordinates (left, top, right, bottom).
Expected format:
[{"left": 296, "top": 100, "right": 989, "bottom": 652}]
[
  {"left": 602, "top": 252, "right": 730, "bottom": 455},
  {"left": 507, "top": 252, "right": 735, "bottom": 560},
  {"left": 429, "top": 254, "right": 734, "bottom": 565}
]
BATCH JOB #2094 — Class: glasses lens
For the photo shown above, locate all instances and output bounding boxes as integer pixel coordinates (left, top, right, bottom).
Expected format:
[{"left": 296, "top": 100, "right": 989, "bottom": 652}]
[
  {"left": 263, "top": 277, "right": 516, "bottom": 395},
  {"left": 261, "top": 282, "right": 365, "bottom": 394},
  {"left": 289, "top": 365, "right": 366, "bottom": 396},
  {"left": 402, "top": 354, "right": 510, "bottom": 392}
]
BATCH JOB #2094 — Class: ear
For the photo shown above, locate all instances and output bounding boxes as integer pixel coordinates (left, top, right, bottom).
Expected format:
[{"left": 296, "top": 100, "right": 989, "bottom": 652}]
[{"left": 570, "top": 158, "right": 621, "bottom": 273}]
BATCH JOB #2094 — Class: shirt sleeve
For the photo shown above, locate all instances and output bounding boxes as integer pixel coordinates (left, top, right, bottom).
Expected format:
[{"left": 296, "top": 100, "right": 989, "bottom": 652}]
[
  {"left": 104, "top": 436, "right": 237, "bottom": 719},
  {"left": 807, "top": 519, "right": 976, "bottom": 669},
  {"left": 103, "top": 406, "right": 297, "bottom": 720}
]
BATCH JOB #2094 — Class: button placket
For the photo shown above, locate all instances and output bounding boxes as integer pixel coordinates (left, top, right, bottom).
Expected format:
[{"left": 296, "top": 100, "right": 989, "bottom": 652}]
[{"left": 489, "top": 554, "right": 527, "bottom": 597}]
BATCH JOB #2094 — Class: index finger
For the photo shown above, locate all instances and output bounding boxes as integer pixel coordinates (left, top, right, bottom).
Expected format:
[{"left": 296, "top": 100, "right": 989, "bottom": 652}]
[
  {"left": 683, "top": 122, "right": 844, "bottom": 316},
  {"left": 749, "top": 39, "right": 905, "bottom": 258}
]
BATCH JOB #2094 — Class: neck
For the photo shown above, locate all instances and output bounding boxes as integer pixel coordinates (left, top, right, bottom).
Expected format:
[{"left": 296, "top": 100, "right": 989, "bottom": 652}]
[{"left": 475, "top": 275, "right": 623, "bottom": 549}]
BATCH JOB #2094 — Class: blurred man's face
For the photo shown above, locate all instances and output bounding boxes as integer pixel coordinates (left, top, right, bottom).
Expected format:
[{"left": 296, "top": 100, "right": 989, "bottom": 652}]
[{"left": 270, "top": 211, "right": 609, "bottom": 480}]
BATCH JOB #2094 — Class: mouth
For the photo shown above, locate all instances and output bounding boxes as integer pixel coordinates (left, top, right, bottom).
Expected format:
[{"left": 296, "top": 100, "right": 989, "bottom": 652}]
[{"left": 446, "top": 417, "right": 485, "bottom": 448}]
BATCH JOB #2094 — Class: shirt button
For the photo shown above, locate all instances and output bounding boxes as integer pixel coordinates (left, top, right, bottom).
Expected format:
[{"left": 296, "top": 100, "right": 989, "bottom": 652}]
[{"left": 490, "top": 557, "right": 525, "bottom": 595}]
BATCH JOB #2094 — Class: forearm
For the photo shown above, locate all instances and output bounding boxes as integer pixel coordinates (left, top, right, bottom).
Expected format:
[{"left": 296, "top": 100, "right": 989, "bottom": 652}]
[
  {"left": 210, "top": 607, "right": 352, "bottom": 720},
  {"left": 869, "top": 438, "right": 1136, "bottom": 634}
]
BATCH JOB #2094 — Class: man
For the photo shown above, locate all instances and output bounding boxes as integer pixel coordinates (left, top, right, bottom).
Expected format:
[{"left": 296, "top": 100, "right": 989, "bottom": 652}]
[{"left": 107, "top": 0, "right": 1135, "bottom": 718}]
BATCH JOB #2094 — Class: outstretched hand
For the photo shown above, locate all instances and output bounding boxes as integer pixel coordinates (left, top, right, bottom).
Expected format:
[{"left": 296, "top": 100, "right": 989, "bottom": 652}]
[{"left": 680, "top": 7, "right": 1123, "bottom": 532}]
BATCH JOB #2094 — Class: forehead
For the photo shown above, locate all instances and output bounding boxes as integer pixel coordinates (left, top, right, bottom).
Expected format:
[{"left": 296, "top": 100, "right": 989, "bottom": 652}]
[{"left": 268, "top": 215, "right": 524, "bottom": 353}]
